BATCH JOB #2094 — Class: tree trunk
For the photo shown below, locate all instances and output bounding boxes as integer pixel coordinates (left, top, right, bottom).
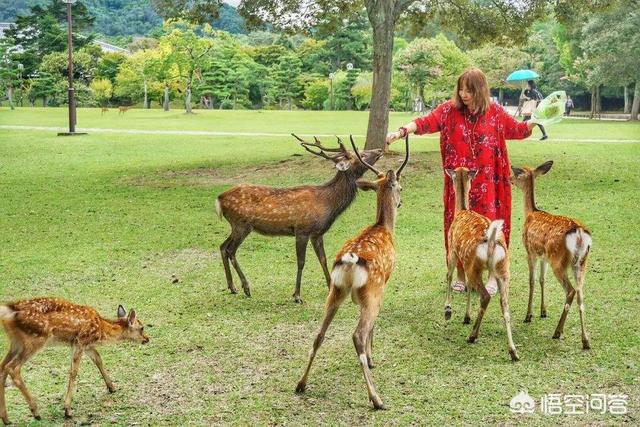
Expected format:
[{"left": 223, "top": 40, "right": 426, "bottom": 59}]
[
  {"left": 624, "top": 85, "right": 631, "bottom": 114},
  {"left": 589, "top": 86, "right": 596, "bottom": 118},
  {"left": 596, "top": 85, "right": 601, "bottom": 114},
  {"left": 630, "top": 81, "right": 640, "bottom": 121},
  {"left": 185, "top": 85, "right": 193, "bottom": 114},
  {"left": 144, "top": 79, "right": 149, "bottom": 109},
  {"left": 7, "top": 86, "right": 15, "bottom": 110},
  {"left": 364, "top": 1, "right": 396, "bottom": 150},
  {"left": 498, "top": 88, "right": 504, "bottom": 105},
  {"left": 209, "top": 95, "right": 214, "bottom": 109},
  {"left": 163, "top": 85, "right": 170, "bottom": 111},
  {"left": 43, "top": 97, "right": 47, "bottom": 107},
  {"left": 288, "top": 96, "right": 292, "bottom": 111}
]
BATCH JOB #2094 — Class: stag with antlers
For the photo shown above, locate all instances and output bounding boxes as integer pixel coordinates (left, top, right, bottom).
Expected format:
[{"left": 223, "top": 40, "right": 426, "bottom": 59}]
[{"left": 215, "top": 135, "right": 383, "bottom": 303}]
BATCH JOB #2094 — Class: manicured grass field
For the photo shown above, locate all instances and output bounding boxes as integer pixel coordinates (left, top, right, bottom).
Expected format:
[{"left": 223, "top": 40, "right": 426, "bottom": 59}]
[{"left": 1, "top": 107, "right": 639, "bottom": 425}]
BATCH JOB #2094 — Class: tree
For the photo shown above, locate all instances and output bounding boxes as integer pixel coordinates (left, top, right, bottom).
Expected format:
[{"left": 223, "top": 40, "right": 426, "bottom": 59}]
[
  {"left": 116, "top": 49, "right": 162, "bottom": 108},
  {"left": 394, "top": 37, "right": 444, "bottom": 106},
  {"left": 28, "top": 71, "right": 58, "bottom": 107},
  {"left": 0, "top": 39, "right": 22, "bottom": 110},
  {"left": 302, "top": 78, "right": 329, "bottom": 110},
  {"left": 90, "top": 78, "right": 113, "bottom": 106},
  {"left": 160, "top": 24, "right": 215, "bottom": 113},
  {"left": 266, "top": 53, "right": 303, "bottom": 110},
  {"left": 152, "top": 0, "right": 221, "bottom": 24},
  {"left": 469, "top": 44, "right": 528, "bottom": 104}
]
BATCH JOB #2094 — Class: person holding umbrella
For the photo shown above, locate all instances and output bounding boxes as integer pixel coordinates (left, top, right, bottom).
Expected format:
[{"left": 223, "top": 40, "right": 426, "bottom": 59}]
[{"left": 386, "top": 68, "right": 537, "bottom": 295}]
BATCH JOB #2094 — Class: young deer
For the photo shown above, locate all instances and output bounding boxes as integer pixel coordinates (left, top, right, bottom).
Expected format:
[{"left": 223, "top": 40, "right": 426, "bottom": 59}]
[
  {"left": 444, "top": 167, "right": 519, "bottom": 362},
  {"left": 101, "top": 107, "right": 109, "bottom": 115},
  {"left": 118, "top": 106, "right": 129, "bottom": 114},
  {"left": 295, "top": 135, "right": 409, "bottom": 410},
  {"left": 0, "top": 297, "right": 149, "bottom": 424},
  {"left": 511, "top": 161, "right": 592, "bottom": 349},
  {"left": 216, "top": 135, "right": 383, "bottom": 303}
]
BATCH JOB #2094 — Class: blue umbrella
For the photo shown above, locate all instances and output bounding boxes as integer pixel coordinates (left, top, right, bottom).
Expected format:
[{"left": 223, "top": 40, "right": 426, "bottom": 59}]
[{"left": 506, "top": 69, "right": 540, "bottom": 82}]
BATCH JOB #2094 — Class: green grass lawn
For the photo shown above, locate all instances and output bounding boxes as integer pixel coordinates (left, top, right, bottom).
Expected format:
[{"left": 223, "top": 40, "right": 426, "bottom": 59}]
[{"left": 1, "top": 107, "right": 639, "bottom": 425}]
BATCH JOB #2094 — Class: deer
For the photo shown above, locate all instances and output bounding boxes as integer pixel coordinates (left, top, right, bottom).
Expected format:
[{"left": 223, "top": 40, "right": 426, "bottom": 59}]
[
  {"left": 0, "top": 297, "right": 149, "bottom": 424},
  {"left": 295, "top": 135, "right": 409, "bottom": 410},
  {"left": 101, "top": 107, "right": 109, "bottom": 115},
  {"left": 118, "top": 106, "right": 129, "bottom": 114},
  {"left": 510, "top": 161, "right": 592, "bottom": 349},
  {"left": 215, "top": 134, "right": 383, "bottom": 303},
  {"left": 444, "top": 167, "right": 519, "bottom": 362}
]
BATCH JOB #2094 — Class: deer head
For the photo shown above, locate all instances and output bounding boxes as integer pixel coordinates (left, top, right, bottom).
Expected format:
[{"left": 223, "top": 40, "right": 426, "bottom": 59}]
[
  {"left": 445, "top": 167, "right": 478, "bottom": 211},
  {"left": 510, "top": 160, "right": 554, "bottom": 189},
  {"left": 350, "top": 135, "right": 409, "bottom": 226},
  {"left": 291, "top": 134, "right": 382, "bottom": 177},
  {"left": 117, "top": 305, "right": 149, "bottom": 344}
]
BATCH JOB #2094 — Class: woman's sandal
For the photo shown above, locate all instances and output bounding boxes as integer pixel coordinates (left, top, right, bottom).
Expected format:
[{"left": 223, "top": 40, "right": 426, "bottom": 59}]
[{"left": 451, "top": 281, "right": 466, "bottom": 293}]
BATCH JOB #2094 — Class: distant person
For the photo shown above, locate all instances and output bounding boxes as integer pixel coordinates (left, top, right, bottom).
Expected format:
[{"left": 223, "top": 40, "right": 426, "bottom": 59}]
[
  {"left": 522, "top": 80, "right": 548, "bottom": 140},
  {"left": 565, "top": 95, "right": 574, "bottom": 116},
  {"left": 386, "top": 68, "right": 537, "bottom": 296}
]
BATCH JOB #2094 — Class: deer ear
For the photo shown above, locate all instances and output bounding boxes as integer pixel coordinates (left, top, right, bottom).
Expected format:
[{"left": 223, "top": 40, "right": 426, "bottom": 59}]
[
  {"left": 445, "top": 168, "right": 456, "bottom": 181},
  {"left": 127, "top": 309, "right": 137, "bottom": 326},
  {"left": 511, "top": 166, "right": 526, "bottom": 178},
  {"left": 356, "top": 179, "right": 378, "bottom": 191},
  {"left": 535, "top": 160, "right": 553, "bottom": 176},
  {"left": 335, "top": 159, "right": 351, "bottom": 171},
  {"left": 117, "top": 305, "right": 126, "bottom": 318},
  {"left": 468, "top": 170, "right": 478, "bottom": 180}
]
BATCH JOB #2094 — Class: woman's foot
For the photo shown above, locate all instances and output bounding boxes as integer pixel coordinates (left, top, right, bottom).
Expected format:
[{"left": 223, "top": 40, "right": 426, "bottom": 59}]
[
  {"left": 485, "top": 278, "right": 498, "bottom": 296},
  {"left": 540, "top": 135, "right": 548, "bottom": 140},
  {"left": 452, "top": 281, "right": 466, "bottom": 293}
]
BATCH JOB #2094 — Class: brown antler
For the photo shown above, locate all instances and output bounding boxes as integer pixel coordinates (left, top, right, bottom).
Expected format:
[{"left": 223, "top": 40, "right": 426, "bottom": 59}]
[
  {"left": 350, "top": 135, "right": 382, "bottom": 176},
  {"left": 291, "top": 133, "right": 347, "bottom": 160},
  {"left": 396, "top": 135, "right": 410, "bottom": 177}
]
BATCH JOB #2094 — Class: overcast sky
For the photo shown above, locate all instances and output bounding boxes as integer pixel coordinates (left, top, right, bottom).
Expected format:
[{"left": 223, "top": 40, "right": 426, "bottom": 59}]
[{"left": 224, "top": 0, "right": 241, "bottom": 6}]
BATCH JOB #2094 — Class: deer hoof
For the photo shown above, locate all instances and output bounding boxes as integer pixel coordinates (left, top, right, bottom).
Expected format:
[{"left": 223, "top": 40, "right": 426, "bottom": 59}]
[
  {"left": 463, "top": 316, "right": 471, "bottom": 324},
  {"left": 1, "top": 418, "right": 11, "bottom": 426},
  {"left": 552, "top": 331, "right": 561, "bottom": 339},
  {"left": 294, "top": 297, "right": 304, "bottom": 304},
  {"left": 524, "top": 314, "right": 532, "bottom": 323},
  {"left": 295, "top": 382, "right": 306, "bottom": 393},
  {"left": 243, "top": 288, "right": 251, "bottom": 298},
  {"left": 467, "top": 335, "right": 477, "bottom": 344},
  {"left": 509, "top": 349, "right": 520, "bottom": 362},
  {"left": 540, "top": 311, "right": 547, "bottom": 318},
  {"left": 64, "top": 409, "right": 72, "bottom": 419},
  {"left": 371, "top": 396, "right": 386, "bottom": 410},
  {"left": 444, "top": 307, "right": 452, "bottom": 321},
  {"left": 228, "top": 287, "right": 238, "bottom": 295},
  {"left": 582, "top": 340, "right": 591, "bottom": 350},
  {"left": 107, "top": 384, "right": 116, "bottom": 393}
]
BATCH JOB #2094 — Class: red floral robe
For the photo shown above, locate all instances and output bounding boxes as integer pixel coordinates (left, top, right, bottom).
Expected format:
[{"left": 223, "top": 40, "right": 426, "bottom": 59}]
[{"left": 414, "top": 100, "right": 532, "bottom": 249}]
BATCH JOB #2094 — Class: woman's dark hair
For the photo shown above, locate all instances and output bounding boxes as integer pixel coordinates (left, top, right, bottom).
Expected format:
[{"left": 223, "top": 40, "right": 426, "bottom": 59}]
[
  {"left": 527, "top": 80, "right": 536, "bottom": 88},
  {"left": 453, "top": 68, "right": 491, "bottom": 115}
]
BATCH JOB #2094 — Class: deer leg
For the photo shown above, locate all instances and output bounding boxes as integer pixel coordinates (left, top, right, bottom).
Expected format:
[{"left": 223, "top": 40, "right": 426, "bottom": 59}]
[
  {"left": 64, "top": 346, "right": 84, "bottom": 419},
  {"left": 293, "top": 234, "right": 310, "bottom": 304},
  {"left": 0, "top": 346, "right": 19, "bottom": 425},
  {"left": 353, "top": 300, "right": 384, "bottom": 410},
  {"left": 220, "top": 236, "right": 237, "bottom": 294},
  {"left": 6, "top": 341, "right": 45, "bottom": 421},
  {"left": 540, "top": 260, "right": 548, "bottom": 318},
  {"left": 496, "top": 275, "right": 519, "bottom": 361},
  {"left": 444, "top": 252, "right": 458, "bottom": 320},
  {"left": 463, "top": 285, "right": 472, "bottom": 324},
  {"left": 85, "top": 348, "right": 115, "bottom": 393},
  {"left": 524, "top": 254, "right": 536, "bottom": 323},
  {"left": 366, "top": 325, "right": 375, "bottom": 369},
  {"left": 552, "top": 268, "right": 575, "bottom": 340},
  {"left": 468, "top": 276, "right": 490, "bottom": 344},
  {"left": 296, "top": 285, "right": 347, "bottom": 393},
  {"left": 310, "top": 235, "right": 331, "bottom": 288},
  {"left": 574, "top": 263, "right": 590, "bottom": 350},
  {"left": 227, "top": 225, "right": 252, "bottom": 297}
]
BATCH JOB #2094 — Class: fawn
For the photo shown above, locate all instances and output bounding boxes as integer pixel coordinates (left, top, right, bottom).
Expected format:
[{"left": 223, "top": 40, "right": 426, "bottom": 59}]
[
  {"left": 444, "top": 167, "right": 519, "bottom": 361},
  {"left": 118, "top": 106, "right": 129, "bottom": 114},
  {"left": 511, "top": 161, "right": 592, "bottom": 349},
  {"left": 0, "top": 297, "right": 149, "bottom": 424},
  {"left": 216, "top": 134, "right": 382, "bottom": 303},
  {"left": 101, "top": 107, "right": 109, "bottom": 115},
  {"left": 296, "top": 135, "right": 409, "bottom": 410}
]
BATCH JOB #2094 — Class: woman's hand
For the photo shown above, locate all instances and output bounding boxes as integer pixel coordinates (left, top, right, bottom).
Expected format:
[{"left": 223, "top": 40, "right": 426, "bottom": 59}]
[{"left": 385, "top": 131, "right": 403, "bottom": 145}]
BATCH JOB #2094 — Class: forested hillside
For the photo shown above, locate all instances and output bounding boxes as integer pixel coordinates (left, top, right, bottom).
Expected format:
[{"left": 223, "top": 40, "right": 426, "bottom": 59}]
[{"left": 0, "top": 0, "right": 245, "bottom": 36}]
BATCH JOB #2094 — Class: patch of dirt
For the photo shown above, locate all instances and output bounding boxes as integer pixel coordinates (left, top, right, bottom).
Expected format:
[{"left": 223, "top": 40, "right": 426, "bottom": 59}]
[{"left": 122, "top": 152, "right": 440, "bottom": 188}]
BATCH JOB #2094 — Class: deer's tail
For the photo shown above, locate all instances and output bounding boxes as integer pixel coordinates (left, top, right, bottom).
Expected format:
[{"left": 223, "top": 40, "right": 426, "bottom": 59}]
[{"left": 0, "top": 305, "right": 15, "bottom": 321}]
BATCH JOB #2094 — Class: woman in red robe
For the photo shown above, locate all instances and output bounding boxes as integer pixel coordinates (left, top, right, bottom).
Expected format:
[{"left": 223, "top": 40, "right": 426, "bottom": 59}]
[{"left": 387, "top": 68, "right": 535, "bottom": 294}]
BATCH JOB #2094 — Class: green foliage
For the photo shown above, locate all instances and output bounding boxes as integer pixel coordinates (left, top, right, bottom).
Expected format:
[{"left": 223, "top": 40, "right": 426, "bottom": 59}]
[
  {"left": 266, "top": 53, "right": 303, "bottom": 109},
  {"left": 90, "top": 77, "right": 113, "bottom": 105},
  {"left": 468, "top": 44, "right": 529, "bottom": 90},
  {"left": 96, "top": 52, "right": 127, "bottom": 83},
  {"left": 151, "top": 0, "right": 220, "bottom": 25},
  {"left": 301, "top": 78, "right": 329, "bottom": 110},
  {"left": 26, "top": 71, "right": 57, "bottom": 106}
]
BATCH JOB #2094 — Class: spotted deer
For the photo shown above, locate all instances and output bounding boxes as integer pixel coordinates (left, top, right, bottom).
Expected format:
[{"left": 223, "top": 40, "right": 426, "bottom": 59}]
[
  {"left": 295, "top": 135, "right": 409, "bottom": 410},
  {"left": 444, "top": 167, "right": 519, "bottom": 361},
  {"left": 216, "top": 134, "right": 383, "bottom": 303},
  {"left": 118, "top": 106, "right": 129, "bottom": 114},
  {"left": 0, "top": 298, "right": 149, "bottom": 424},
  {"left": 511, "top": 161, "right": 592, "bottom": 349},
  {"left": 101, "top": 107, "right": 109, "bottom": 115}
]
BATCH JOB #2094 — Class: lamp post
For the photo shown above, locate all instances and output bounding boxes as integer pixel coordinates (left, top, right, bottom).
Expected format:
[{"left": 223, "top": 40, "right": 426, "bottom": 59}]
[{"left": 59, "top": 0, "right": 85, "bottom": 136}]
